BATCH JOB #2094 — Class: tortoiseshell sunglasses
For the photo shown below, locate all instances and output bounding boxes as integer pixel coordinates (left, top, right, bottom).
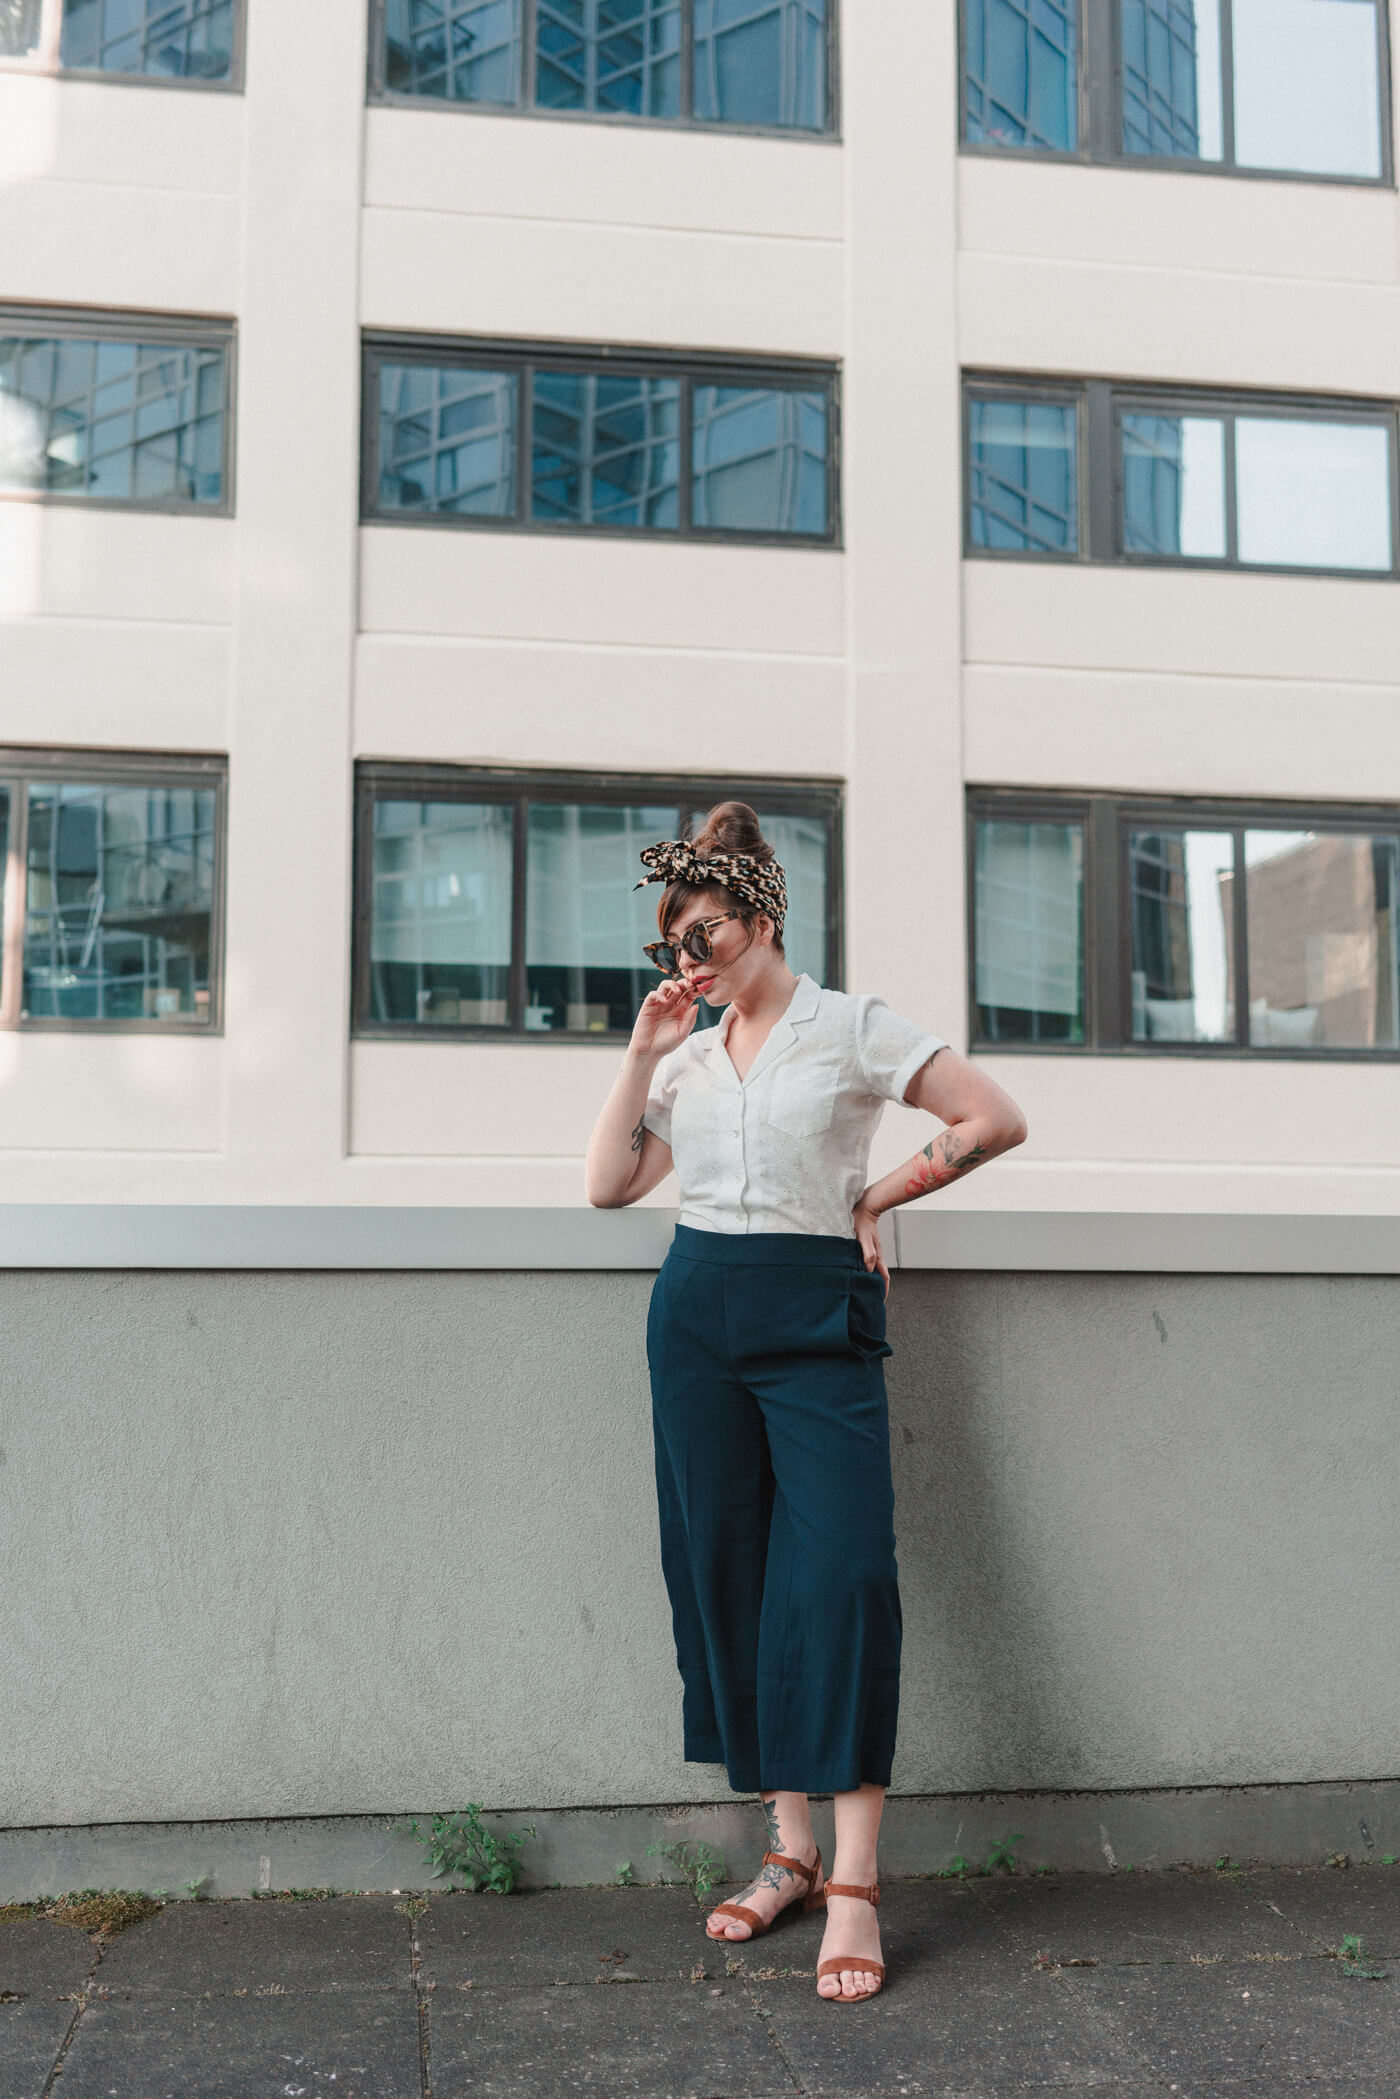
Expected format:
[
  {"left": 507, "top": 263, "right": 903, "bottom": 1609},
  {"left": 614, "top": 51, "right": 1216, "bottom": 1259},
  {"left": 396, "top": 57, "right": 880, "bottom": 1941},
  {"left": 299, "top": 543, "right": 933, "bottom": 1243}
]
[{"left": 642, "top": 910, "right": 751, "bottom": 980}]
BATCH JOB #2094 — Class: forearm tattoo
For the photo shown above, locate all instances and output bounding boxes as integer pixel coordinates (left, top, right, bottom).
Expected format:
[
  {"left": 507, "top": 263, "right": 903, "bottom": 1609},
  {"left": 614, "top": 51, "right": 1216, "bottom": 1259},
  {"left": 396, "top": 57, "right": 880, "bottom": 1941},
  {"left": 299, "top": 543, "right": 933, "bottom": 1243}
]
[
  {"left": 629, "top": 1117, "right": 645, "bottom": 1156},
  {"left": 904, "top": 1129, "right": 988, "bottom": 1200}
]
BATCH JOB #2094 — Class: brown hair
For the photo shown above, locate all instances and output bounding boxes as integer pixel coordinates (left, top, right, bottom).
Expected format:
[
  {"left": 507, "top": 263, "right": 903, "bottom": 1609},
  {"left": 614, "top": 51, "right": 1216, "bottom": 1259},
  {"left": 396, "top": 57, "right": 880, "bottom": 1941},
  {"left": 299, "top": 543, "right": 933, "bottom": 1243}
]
[{"left": 658, "top": 801, "right": 784, "bottom": 955}]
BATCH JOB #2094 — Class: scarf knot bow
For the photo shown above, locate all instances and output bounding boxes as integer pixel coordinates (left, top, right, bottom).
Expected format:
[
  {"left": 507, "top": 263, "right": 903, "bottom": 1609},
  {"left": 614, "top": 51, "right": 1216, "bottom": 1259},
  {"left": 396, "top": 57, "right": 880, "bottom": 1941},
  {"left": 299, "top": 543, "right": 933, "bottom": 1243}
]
[{"left": 634, "top": 839, "right": 787, "bottom": 938}]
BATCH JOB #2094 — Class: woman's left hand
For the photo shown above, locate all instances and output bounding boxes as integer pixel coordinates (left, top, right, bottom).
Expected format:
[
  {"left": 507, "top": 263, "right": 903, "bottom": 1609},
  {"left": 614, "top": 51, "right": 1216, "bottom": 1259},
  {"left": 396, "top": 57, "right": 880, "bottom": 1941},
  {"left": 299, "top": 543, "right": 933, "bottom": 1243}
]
[{"left": 852, "top": 1197, "right": 890, "bottom": 1299}]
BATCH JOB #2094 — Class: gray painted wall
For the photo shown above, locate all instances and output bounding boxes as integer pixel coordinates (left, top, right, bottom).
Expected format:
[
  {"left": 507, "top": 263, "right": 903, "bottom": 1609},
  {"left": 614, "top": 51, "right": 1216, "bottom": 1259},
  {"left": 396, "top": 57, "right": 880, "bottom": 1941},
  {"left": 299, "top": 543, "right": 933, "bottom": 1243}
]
[{"left": 3, "top": 1270, "right": 1397, "bottom": 1827}]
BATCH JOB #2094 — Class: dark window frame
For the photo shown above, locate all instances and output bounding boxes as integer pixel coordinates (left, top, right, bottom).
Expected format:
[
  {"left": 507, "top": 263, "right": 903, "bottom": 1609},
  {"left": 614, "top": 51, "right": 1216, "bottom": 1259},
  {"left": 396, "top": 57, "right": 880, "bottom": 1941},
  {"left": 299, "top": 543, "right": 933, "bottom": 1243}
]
[
  {"left": 957, "top": 0, "right": 1395, "bottom": 188},
  {"left": 0, "top": 745, "right": 227, "bottom": 1036},
  {"left": 967, "top": 786, "right": 1400, "bottom": 1061},
  {"left": 366, "top": 0, "right": 841, "bottom": 140},
  {"left": 0, "top": 0, "right": 246, "bottom": 90},
  {"left": 0, "top": 303, "right": 237, "bottom": 518},
  {"left": 352, "top": 762, "right": 844, "bottom": 1043},
  {"left": 964, "top": 373, "right": 1400, "bottom": 581},
  {"left": 362, "top": 333, "right": 841, "bottom": 547}
]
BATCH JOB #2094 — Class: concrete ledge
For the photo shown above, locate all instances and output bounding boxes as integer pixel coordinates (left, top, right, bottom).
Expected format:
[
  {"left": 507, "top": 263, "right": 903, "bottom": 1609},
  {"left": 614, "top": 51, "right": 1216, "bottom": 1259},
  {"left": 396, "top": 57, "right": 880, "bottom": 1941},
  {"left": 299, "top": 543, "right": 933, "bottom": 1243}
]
[
  {"left": 3, "top": 1781, "right": 1397, "bottom": 1901},
  {"left": 0, "top": 1205, "right": 1397, "bottom": 1272}
]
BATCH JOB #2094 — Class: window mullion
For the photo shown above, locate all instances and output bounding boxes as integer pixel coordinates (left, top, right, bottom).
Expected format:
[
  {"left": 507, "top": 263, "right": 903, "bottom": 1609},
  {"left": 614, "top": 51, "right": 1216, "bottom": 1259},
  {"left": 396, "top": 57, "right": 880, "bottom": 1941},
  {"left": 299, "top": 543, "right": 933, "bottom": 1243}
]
[
  {"left": 1087, "top": 797, "right": 1121, "bottom": 1049},
  {"left": 0, "top": 780, "right": 27, "bottom": 1031},
  {"left": 1230, "top": 827, "right": 1249, "bottom": 1047},
  {"left": 1219, "top": 0, "right": 1237, "bottom": 167},
  {"left": 522, "top": 0, "right": 537, "bottom": 107},
  {"left": 680, "top": 0, "right": 695, "bottom": 121},
  {"left": 1083, "top": 0, "right": 1118, "bottom": 163},
  {"left": 1223, "top": 410, "right": 1239, "bottom": 563}
]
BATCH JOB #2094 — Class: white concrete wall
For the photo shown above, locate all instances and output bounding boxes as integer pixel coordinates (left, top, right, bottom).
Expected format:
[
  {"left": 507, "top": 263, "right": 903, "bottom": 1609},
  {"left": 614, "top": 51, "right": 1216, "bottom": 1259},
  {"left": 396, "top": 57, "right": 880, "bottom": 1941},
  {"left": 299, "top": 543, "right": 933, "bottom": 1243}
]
[{"left": 1, "top": 4, "right": 1398, "bottom": 1220}]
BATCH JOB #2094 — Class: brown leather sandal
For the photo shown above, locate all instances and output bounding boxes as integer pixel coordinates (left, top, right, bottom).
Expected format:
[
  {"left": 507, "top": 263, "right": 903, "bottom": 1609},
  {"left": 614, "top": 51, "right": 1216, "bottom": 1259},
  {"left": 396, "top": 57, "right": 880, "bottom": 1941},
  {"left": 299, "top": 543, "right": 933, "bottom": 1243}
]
[
  {"left": 809, "top": 1880, "right": 885, "bottom": 2002},
  {"left": 705, "top": 1848, "right": 824, "bottom": 1940}
]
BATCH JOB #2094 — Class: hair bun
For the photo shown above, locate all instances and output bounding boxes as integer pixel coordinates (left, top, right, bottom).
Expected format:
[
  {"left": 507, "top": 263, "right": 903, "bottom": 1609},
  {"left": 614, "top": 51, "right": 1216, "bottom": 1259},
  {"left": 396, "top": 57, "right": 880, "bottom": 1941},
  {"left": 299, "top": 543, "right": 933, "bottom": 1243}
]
[{"left": 691, "top": 800, "right": 773, "bottom": 863}]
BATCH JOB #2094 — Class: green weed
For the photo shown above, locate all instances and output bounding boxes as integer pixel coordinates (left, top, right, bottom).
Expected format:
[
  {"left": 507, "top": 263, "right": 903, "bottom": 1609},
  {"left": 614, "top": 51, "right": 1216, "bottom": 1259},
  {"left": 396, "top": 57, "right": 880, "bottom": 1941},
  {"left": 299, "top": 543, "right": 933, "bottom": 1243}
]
[
  {"left": 403, "top": 1805, "right": 537, "bottom": 1895},
  {"left": 1338, "top": 1933, "right": 1389, "bottom": 1981},
  {"left": 644, "top": 1839, "right": 725, "bottom": 1903}
]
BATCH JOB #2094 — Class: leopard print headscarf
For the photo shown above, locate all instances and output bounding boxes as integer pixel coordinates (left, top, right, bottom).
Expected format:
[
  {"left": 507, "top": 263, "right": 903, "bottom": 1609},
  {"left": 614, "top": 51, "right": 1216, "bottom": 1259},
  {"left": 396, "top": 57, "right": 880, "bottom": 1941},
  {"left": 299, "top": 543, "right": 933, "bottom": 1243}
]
[{"left": 634, "top": 839, "right": 787, "bottom": 939}]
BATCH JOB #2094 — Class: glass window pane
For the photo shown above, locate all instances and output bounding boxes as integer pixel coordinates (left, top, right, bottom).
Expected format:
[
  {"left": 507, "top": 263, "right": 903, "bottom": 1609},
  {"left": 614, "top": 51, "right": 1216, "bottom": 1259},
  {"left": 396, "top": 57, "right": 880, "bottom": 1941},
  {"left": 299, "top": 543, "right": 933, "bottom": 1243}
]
[
  {"left": 59, "top": 0, "right": 235, "bottom": 79},
  {"left": 1235, "top": 418, "right": 1393, "bottom": 572},
  {"left": 1129, "top": 830, "right": 1235, "bottom": 1042},
  {"left": 1245, "top": 830, "right": 1400, "bottom": 1049},
  {"left": 692, "top": 384, "right": 827, "bottom": 535},
  {"left": 535, "top": 0, "right": 681, "bottom": 117},
  {"left": 974, "top": 819, "right": 1084, "bottom": 1042},
  {"left": 384, "top": 0, "right": 521, "bottom": 101},
  {"left": 0, "top": 787, "right": 8, "bottom": 1007},
  {"left": 968, "top": 397, "right": 1078, "bottom": 554},
  {"left": 1120, "top": 0, "right": 1224, "bottom": 158},
  {"left": 377, "top": 363, "right": 517, "bottom": 517},
  {"left": 531, "top": 372, "right": 679, "bottom": 529},
  {"left": 22, "top": 781, "right": 217, "bottom": 1022},
  {"left": 1232, "top": 0, "right": 1382, "bottom": 178},
  {"left": 755, "top": 811, "right": 827, "bottom": 985},
  {"left": 526, "top": 802, "right": 676, "bottom": 1033},
  {"left": 1121, "top": 413, "right": 1227, "bottom": 557},
  {"left": 963, "top": 0, "right": 1079, "bottom": 151},
  {"left": 0, "top": 334, "right": 226, "bottom": 505},
  {"left": 0, "top": 0, "right": 43, "bottom": 55},
  {"left": 693, "top": 0, "right": 827, "bottom": 131},
  {"left": 370, "top": 800, "right": 513, "bottom": 1026}
]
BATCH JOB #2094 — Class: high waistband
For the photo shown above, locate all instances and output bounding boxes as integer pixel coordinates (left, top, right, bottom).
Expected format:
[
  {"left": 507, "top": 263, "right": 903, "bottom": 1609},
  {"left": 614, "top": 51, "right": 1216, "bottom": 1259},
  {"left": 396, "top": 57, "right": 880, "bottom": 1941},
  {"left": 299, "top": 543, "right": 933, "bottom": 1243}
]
[{"left": 668, "top": 1223, "right": 863, "bottom": 1269}]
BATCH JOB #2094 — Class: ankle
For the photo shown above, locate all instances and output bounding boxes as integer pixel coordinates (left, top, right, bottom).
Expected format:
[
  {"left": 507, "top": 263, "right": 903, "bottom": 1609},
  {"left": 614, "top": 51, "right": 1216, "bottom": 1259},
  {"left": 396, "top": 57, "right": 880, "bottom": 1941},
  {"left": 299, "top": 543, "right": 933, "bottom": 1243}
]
[{"left": 829, "top": 1862, "right": 879, "bottom": 1890}]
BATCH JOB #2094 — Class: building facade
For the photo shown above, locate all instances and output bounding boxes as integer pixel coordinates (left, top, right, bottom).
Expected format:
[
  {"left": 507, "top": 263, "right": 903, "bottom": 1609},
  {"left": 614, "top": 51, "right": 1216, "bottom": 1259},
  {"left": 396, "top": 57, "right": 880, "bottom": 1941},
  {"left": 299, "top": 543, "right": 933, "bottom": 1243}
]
[{"left": 3, "top": 2, "right": 1399, "bottom": 1862}]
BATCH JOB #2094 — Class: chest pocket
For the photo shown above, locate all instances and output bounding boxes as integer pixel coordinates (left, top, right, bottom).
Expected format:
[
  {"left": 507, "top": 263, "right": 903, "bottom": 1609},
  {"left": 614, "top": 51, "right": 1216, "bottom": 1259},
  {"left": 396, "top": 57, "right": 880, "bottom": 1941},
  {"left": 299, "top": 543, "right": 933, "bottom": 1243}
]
[{"left": 765, "top": 1056, "right": 843, "bottom": 1138}]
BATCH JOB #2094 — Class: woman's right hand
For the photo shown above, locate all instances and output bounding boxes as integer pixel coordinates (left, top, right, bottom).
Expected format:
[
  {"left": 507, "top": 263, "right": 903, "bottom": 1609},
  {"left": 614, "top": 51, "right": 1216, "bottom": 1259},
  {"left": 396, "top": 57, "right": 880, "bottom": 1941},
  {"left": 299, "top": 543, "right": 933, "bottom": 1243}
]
[{"left": 630, "top": 978, "right": 701, "bottom": 1062}]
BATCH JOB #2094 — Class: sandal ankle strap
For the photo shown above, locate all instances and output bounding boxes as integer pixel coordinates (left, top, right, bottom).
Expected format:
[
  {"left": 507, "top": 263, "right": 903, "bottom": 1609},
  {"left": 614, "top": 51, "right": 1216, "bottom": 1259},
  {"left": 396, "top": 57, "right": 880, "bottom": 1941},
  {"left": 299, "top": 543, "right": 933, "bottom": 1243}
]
[
  {"left": 822, "top": 1880, "right": 880, "bottom": 1906},
  {"left": 762, "top": 1848, "right": 821, "bottom": 1885}
]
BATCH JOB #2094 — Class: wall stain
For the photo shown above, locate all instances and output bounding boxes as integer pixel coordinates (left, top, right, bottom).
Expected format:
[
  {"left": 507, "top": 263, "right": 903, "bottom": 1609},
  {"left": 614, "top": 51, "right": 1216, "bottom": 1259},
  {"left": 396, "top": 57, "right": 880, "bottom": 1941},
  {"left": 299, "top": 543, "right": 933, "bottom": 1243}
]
[{"left": 1152, "top": 1311, "right": 1168, "bottom": 1343}]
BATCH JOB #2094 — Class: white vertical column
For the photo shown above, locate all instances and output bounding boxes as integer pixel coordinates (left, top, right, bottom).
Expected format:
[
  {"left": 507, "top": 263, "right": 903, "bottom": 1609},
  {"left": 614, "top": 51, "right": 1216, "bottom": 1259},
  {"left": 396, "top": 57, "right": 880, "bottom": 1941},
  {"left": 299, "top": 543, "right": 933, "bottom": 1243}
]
[
  {"left": 841, "top": 3, "right": 965, "bottom": 1047},
  {"left": 223, "top": 2, "right": 367, "bottom": 1197}
]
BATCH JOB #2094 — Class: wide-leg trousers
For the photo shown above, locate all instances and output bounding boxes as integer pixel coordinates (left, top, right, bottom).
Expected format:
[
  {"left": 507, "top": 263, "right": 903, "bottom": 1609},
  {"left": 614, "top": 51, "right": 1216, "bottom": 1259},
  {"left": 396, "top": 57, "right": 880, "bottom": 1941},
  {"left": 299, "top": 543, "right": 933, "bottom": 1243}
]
[{"left": 646, "top": 1224, "right": 902, "bottom": 1796}]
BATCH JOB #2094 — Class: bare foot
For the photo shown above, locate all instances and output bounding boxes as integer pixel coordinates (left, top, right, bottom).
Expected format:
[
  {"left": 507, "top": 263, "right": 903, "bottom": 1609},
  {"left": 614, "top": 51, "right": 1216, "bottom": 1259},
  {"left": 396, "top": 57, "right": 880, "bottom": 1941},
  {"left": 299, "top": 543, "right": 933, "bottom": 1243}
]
[
  {"left": 706, "top": 1848, "right": 821, "bottom": 1941},
  {"left": 816, "top": 1890, "right": 883, "bottom": 1998}
]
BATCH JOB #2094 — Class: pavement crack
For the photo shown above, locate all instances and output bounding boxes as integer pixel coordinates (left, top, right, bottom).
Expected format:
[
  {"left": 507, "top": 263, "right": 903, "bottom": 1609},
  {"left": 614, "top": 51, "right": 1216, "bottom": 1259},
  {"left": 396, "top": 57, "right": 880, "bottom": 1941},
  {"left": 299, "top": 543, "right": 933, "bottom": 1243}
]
[
  {"left": 409, "top": 1909, "right": 433, "bottom": 2099},
  {"left": 740, "top": 1974, "right": 805, "bottom": 2095},
  {"left": 39, "top": 1934, "right": 107, "bottom": 2098}
]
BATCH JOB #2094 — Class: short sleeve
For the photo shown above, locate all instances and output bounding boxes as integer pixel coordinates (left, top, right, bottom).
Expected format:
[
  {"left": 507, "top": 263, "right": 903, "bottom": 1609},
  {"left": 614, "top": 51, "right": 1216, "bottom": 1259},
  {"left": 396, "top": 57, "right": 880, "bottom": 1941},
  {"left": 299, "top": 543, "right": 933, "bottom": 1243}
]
[
  {"left": 854, "top": 995, "right": 947, "bottom": 1105},
  {"left": 642, "top": 1046, "right": 683, "bottom": 1148}
]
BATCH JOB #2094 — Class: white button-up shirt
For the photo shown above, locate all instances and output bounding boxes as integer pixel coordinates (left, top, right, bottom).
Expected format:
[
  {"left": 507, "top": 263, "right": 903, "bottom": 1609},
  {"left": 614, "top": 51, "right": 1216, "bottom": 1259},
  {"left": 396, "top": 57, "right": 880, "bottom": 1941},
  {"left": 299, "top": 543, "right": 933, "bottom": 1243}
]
[{"left": 643, "top": 973, "right": 947, "bottom": 1238}]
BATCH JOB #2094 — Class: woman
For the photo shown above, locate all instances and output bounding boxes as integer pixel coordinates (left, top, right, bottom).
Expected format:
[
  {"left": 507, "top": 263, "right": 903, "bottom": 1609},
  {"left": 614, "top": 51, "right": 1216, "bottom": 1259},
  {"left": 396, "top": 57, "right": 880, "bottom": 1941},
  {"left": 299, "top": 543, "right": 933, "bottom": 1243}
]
[{"left": 585, "top": 803, "right": 1027, "bottom": 2003}]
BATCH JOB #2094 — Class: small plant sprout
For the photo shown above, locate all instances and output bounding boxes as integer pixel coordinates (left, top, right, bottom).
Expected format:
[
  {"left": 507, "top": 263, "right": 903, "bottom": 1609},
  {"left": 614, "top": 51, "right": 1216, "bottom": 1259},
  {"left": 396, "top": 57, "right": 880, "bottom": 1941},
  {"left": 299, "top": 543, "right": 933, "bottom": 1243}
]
[
  {"left": 613, "top": 1862, "right": 636, "bottom": 1886},
  {"left": 403, "top": 1806, "right": 537, "bottom": 1895},
  {"left": 984, "top": 1834, "right": 1025, "bottom": 1876},
  {"left": 644, "top": 1839, "right": 725, "bottom": 1903},
  {"left": 938, "top": 1854, "right": 973, "bottom": 1880},
  {"left": 1337, "top": 1934, "right": 1389, "bottom": 1981}
]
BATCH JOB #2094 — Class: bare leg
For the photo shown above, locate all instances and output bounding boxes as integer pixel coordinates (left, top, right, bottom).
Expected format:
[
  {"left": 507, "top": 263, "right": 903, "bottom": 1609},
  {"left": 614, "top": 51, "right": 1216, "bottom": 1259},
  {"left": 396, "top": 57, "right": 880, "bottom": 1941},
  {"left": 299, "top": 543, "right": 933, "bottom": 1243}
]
[
  {"left": 816, "top": 1781, "right": 885, "bottom": 1998},
  {"left": 706, "top": 1790, "right": 822, "bottom": 1941}
]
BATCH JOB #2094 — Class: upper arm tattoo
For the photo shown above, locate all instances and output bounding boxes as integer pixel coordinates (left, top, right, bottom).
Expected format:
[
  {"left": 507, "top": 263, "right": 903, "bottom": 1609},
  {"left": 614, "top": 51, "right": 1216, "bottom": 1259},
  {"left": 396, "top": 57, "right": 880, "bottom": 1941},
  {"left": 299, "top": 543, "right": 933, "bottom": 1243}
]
[{"left": 904, "top": 1128, "right": 988, "bottom": 1199}]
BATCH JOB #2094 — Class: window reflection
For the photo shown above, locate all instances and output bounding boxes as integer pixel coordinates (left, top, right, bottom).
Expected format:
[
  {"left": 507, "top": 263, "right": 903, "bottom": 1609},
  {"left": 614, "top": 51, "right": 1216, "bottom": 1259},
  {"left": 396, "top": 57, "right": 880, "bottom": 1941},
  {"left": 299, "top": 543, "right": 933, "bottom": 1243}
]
[
  {"left": 692, "top": 385, "right": 826, "bottom": 535},
  {"left": 1121, "top": 0, "right": 1224, "bottom": 159},
  {"left": 693, "top": 0, "right": 826, "bottom": 130},
  {"left": 963, "top": 0, "right": 1079, "bottom": 152},
  {"left": 527, "top": 803, "right": 675, "bottom": 1032},
  {"left": 384, "top": 0, "right": 521, "bottom": 101},
  {"left": 536, "top": 0, "right": 681, "bottom": 116},
  {"left": 756, "top": 811, "right": 827, "bottom": 985},
  {"left": 1235, "top": 418, "right": 1392, "bottom": 572},
  {"left": 59, "top": 0, "right": 235, "bottom": 79},
  {"left": 532, "top": 373, "right": 679, "bottom": 529},
  {"left": 377, "top": 364, "right": 517, "bottom": 517},
  {"left": 1121, "top": 413, "right": 1226, "bottom": 558},
  {"left": 968, "top": 398, "right": 1078, "bottom": 554},
  {"left": 0, "top": 334, "right": 226, "bottom": 506},
  {"left": 1129, "top": 830, "right": 1234, "bottom": 1042},
  {"left": 1240, "top": 831, "right": 1400, "bottom": 1049},
  {"left": 0, "top": 0, "right": 42, "bottom": 55},
  {"left": 974, "top": 820, "right": 1084, "bottom": 1042},
  {"left": 22, "top": 782, "right": 216, "bottom": 1022},
  {"left": 371, "top": 801, "right": 513, "bottom": 1026},
  {"left": 1232, "top": 0, "right": 1382, "bottom": 178}
]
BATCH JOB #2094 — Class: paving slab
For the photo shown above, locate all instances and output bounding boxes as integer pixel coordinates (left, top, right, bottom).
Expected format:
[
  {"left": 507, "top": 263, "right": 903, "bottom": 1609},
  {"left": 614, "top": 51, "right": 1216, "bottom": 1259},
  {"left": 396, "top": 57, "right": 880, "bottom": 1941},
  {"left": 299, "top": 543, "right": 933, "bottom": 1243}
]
[
  {"left": 1230, "top": 1864, "right": 1400, "bottom": 1956},
  {"left": 975, "top": 1869, "right": 1305, "bottom": 1965},
  {"left": 52, "top": 1986, "right": 423, "bottom": 2099},
  {"left": 1071, "top": 1959, "right": 1399, "bottom": 2086},
  {"left": 93, "top": 1895, "right": 413, "bottom": 1995},
  {"left": 749, "top": 1961, "right": 1141, "bottom": 2094},
  {"left": 0, "top": 1917, "right": 100, "bottom": 2099},
  {"left": 418, "top": 1883, "right": 733, "bottom": 1986},
  {"left": 427, "top": 1978, "right": 794, "bottom": 2097}
]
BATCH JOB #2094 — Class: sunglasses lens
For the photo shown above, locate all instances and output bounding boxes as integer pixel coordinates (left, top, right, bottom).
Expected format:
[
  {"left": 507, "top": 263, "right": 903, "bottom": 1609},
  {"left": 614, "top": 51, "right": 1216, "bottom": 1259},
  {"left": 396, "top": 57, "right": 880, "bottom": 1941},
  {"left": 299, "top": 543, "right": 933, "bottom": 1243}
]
[
  {"left": 648, "top": 944, "right": 678, "bottom": 975},
  {"left": 683, "top": 926, "right": 713, "bottom": 963}
]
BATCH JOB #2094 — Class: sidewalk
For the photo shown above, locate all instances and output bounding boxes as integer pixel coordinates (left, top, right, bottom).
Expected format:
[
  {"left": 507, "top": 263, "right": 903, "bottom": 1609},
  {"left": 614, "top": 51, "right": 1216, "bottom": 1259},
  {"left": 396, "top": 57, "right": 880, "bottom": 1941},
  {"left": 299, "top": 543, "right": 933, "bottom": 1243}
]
[{"left": 3, "top": 1864, "right": 1396, "bottom": 2097}]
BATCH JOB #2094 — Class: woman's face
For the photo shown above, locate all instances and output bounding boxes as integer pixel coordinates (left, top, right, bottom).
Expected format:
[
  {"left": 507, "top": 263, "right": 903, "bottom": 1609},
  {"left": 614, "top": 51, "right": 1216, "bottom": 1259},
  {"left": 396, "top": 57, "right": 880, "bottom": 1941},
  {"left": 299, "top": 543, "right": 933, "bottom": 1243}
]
[{"left": 665, "top": 892, "right": 773, "bottom": 1006}]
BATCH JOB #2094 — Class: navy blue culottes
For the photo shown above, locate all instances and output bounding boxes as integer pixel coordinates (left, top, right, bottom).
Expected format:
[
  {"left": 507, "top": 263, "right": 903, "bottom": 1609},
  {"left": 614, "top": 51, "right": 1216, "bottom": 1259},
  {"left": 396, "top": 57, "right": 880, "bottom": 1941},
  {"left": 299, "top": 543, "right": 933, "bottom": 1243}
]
[{"left": 646, "top": 1224, "right": 902, "bottom": 1796}]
